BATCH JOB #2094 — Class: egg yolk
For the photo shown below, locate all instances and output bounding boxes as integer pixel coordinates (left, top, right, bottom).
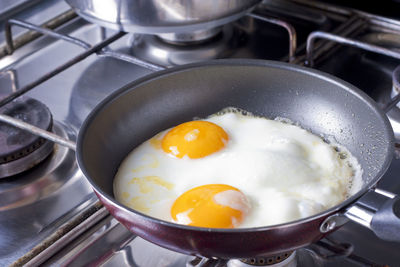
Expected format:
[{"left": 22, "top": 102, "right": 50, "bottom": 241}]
[
  {"left": 161, "top": 121, "right": 229, "bottom": 159},
  {"left": 171, "top": 184, "right": 250, "bottom": 228}
]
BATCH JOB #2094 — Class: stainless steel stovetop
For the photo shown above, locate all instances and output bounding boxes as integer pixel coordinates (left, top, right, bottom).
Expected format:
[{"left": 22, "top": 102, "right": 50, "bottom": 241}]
[{"left": 1, "top": 0, "right": 400, "bottom": 266}]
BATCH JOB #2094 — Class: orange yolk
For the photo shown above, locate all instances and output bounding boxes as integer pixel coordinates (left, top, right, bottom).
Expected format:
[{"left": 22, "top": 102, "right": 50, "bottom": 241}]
[
  {"left": 171, "top": 184, "right": 250, "bottom": 228},
  {"left": 161, "top": 121, "right": 228, "bottom": 159}
]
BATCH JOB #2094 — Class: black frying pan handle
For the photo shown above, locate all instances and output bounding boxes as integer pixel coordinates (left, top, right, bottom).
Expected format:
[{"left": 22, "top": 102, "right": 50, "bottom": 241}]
[{"left": 345, "top": 189, "right": 400, "bottom": 242}]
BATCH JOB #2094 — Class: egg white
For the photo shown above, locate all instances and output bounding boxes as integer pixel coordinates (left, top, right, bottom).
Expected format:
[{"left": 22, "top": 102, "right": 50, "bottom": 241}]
[{"left": 113, "top": 110, "right": 362, "bottom": 228}]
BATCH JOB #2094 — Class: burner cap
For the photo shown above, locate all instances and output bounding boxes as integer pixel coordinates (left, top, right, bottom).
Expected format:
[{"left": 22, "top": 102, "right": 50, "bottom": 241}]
[
  {"left": 0, "top": 96, "right": 53, "bottom": 178},
  {"left": 156, "top": 27, "right": 223, "bottom": 45},
  {"left": 131, "top": 24, "right": 237, "bottom": 66}
]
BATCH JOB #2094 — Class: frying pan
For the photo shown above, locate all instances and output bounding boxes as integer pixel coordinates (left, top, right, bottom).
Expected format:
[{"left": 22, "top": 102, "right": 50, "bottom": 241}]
[{"left": 77, "top": 59, "right": 400, "bottom": 259}]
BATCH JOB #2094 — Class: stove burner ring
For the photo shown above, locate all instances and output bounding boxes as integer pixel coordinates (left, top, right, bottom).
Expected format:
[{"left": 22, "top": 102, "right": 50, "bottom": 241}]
[
  {"left": 131, "top": 24, "right": 235, "bottom": 66},
  {"left": 0, "top": 96, "right": 53, "bottom": 178},
  {"left": 239, "top": 252, "right": 294, "bottom": 266},
  {"left": 1, "top": 135, "right": 46, "bottom": 164},
  {"left": 156, "top": 27, "right": 223, "bottom": 45}
]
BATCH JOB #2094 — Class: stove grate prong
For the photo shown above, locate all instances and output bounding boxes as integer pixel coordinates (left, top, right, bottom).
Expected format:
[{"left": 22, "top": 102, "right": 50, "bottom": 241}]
[
  {"left": 248, "top": 13, "right": 297, "bottom": 63},
  {"left": 306, "top": 31, "right": 400, "bottom": 67}
]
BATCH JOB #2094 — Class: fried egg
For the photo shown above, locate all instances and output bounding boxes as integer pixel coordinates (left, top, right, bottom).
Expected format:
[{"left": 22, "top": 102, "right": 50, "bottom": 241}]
[{"left": 113, "top": 108, "right": 362, "bottom": 228}]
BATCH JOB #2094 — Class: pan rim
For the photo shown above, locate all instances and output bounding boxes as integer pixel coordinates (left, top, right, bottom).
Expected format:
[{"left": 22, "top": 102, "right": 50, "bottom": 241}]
[{"left": 77, "top": 58, "right": 394, "bottom": 233}]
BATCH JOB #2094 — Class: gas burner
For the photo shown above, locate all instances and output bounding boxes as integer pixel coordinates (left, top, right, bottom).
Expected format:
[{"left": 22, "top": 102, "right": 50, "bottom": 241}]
[
  {"left": 157, "top": 27, "right": 223, "bottom": 45},
  {"left": 0, "top": 121, "right": 77, "bottom": 210},
  {"left": 131, "top": 24, "right": 240, "bottom": 66},
  {"left": 187, "top": 252, "right": 298, "bottom": 267},
  {"left": 187, "top": 250, "right": 320, "bottom": 267},
  {"left": 233, "top": 252, "right": 295, "bottom": 266},
  {"left": 0, "top": 97, "right": 53, "bottom": 178},
  {"left": 378, "top": 64, "right": 400, "bottom": 140},
  {"left": 391, "top": 65, "right": 400, "bottom": 99}
]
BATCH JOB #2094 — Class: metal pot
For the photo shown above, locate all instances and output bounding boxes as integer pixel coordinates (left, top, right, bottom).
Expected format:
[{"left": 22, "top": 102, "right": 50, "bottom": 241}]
[
  {"left": 65, "top": 0, "right": 261, "bottom": 34},
  {"left": 77, "top": 59, "right": 400, "bottom": 259}
]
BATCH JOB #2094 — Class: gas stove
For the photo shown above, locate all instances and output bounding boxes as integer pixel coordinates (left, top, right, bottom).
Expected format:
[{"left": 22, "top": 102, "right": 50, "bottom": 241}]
[{"left": 1, "top": 0, "right": 400, "bottom": 266}]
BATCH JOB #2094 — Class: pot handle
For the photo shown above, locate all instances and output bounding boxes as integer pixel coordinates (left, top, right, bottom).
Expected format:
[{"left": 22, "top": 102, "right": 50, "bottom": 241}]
[{"left": 344, "top": 188, "right": 400, "bottom": 242}]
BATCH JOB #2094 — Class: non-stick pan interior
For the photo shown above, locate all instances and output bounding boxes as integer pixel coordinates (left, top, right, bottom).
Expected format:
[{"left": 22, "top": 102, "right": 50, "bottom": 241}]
[{"left": 78, "top": 60, "right": 393, "bottom": 201}]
